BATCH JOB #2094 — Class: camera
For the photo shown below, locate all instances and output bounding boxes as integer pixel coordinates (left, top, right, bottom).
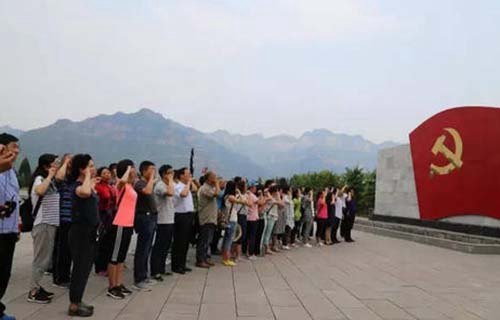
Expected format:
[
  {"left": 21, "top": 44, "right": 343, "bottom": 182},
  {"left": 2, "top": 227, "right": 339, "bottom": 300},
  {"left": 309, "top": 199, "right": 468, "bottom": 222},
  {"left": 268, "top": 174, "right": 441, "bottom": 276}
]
[{"left": 0, "top": 199, "right": 17, "bottom": 219}]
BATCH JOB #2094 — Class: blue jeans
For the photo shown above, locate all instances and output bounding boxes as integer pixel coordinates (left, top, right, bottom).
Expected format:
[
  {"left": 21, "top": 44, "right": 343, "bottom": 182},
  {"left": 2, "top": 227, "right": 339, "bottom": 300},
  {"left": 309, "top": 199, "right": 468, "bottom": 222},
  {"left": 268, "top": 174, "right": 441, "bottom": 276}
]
[
  {"left": 222, "top": 222, "right": 236, "bottom": 252},
  {"left": 133, "top": 214, "right": 157, "bottom": 284},
  {"left": 262, "top": 217, "right": 276, "bottom": 246}
]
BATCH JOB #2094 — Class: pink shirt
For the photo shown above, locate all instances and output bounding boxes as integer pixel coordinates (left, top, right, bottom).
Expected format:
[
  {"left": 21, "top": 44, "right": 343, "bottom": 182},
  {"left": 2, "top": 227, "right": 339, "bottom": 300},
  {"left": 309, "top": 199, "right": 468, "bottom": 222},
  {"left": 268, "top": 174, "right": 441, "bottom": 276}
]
[
  {"left": 113, "top": 184, "right": 137, "bottom": 227},
  {"left": 316, "top": 198, "right": 328, "bottom": 220},
  {"left": 246, "top": 192, "right": 259, "bottom": 221}
]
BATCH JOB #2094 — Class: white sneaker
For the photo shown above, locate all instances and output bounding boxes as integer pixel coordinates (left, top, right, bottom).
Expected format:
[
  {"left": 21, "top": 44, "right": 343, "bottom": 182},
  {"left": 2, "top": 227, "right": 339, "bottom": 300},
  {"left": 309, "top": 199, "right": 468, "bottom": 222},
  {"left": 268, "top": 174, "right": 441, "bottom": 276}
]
[
  {"left": 248, "top": 255, "right": 257, "bottom": 261},
  {"left": 282, "top": 246, "right": 291, "bottom": 250},
  {"left": 132, "top": 282, "right": 152, "bottom": 292},
  {"left": 304, "top": 243, "right": 312, "bottom": 248},
  {"left": 318, "top": 242, "right": 324, "bottom": 247},
  {"left": 145, "top": 278, "right": 158, "bottom": 286}
]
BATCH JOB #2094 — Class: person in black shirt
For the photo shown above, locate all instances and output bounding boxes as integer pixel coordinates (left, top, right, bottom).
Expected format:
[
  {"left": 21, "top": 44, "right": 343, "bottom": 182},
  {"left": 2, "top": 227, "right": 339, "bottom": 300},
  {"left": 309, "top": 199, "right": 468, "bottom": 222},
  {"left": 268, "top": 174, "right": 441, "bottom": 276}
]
[
  {"left": 132, "top": 161, "right": 157, "bottom": 291},
  {"left": 67, "top": 154, "right": 99, "bottom": 317}
]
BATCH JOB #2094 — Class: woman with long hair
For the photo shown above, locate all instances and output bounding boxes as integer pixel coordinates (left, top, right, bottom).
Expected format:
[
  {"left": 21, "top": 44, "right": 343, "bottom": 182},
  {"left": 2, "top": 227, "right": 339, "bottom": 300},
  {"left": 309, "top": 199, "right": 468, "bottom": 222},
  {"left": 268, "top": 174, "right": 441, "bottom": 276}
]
[
  {"left": 67, "top": 154, "right": 99, "bottom": 317},
  {"left": 315, "top": 190, "right": 328, "bottom": 246},
  {"left": 290, "top": 188, "right": 302, "bottom": 247},
  {"left": 232, "top": 179, "right": 249, "bottom": 262},
  {"left": 28, "top": 154, "right": 63, "bottom": 304},
  {"left": 301, "top": 188, "right": 314, "bottom": 248},
  {"left": 221, "top": 181, "right": 246, "bottom": 266},
  {"left": 325, "top": 189, "right": 335, "bottom": 245}
]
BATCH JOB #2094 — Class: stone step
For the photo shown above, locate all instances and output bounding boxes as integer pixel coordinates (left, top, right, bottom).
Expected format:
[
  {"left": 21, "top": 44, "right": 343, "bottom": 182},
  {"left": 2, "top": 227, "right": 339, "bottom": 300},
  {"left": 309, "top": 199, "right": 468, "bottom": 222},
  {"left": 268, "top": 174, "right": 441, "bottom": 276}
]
[{"left": 354, "top": 217, "right": 500, "bottom": 254}]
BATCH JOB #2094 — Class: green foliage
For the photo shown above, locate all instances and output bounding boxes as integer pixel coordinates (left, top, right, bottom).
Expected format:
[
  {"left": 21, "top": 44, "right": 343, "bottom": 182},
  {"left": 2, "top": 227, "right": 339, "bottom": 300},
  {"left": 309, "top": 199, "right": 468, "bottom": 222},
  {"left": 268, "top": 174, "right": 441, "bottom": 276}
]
[
  {"left": 289, "top": 170, "right": 341, "bottom": 191},
  {"left": 17, "top": 157, "right": 32, "bottom": 189},
  {"left": 360, "top": 170, "right": 376, "bottom": 215},
  {"left": 289, "top": 166, "right": 376, "bottom": 215}
]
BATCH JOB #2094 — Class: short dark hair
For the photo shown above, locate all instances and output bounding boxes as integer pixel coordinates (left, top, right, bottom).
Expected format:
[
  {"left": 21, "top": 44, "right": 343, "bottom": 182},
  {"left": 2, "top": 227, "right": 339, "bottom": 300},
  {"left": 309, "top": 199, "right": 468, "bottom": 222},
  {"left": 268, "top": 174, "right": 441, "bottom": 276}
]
[
  {"left": 264, "top": 180, "right": 274, "bottom": 188},
  {"left": 0, "top": 133, "right": 19, "bottom": 146},
  {"left": 109, "top": 163, "right": 117, "bottom": 170},
  {"left": 116, "top": 159, "right": 135, "bottom": 178},
  {"left": 269, "top": 185, "right": 279, "bottom": 194},
  {"left": 70, "top": 154, "right": 92, "bottom": 182},
  {"left": 237, "top": 179, "right": 247, "bottom": 193},
  {"left": 234, "top": 176, "right": 243, "bottom": 184},
  {"left": 175, "top": 167, "right": 188, "bottom": 180},
  {"left": 139, "top": 161, "right": 155, "bottom": 175},
  {"left": 199, "top": 175, "right": 207, "bottom": 185},
  {"left": 97, "top": 166, "right": 110, "bottom": 177},
  {"left": 159, "top": 164, "right": 173, "bottom": 178}
]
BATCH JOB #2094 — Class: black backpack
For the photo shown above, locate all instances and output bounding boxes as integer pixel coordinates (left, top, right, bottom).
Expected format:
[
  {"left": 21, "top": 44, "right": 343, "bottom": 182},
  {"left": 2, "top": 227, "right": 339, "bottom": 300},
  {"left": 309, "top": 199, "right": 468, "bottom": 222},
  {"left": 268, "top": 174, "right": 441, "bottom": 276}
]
[{"left": 19, "top": 196, "right": 43, "bottom": 233}]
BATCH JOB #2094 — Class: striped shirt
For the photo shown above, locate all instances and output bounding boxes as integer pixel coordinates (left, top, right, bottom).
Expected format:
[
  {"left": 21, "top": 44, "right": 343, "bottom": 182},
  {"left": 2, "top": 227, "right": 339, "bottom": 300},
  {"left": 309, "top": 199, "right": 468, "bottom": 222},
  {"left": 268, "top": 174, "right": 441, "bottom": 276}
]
[{"left": 31, "top": 176, "right": 60, "bottom": 226}]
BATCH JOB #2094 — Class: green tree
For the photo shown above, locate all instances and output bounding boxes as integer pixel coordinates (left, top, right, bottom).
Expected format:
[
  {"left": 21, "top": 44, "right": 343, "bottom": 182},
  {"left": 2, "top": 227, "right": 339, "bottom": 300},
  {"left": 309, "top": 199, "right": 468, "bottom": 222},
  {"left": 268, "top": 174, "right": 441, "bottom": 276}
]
[
  {"left": 360, "top": 170, "right": 376, "bottom": 215},
  {"left": 289, "top": 167, "right": 376, "bottom": 216},
  {"left": 17, "top": 157, "right": 32, "bottom": 189}
]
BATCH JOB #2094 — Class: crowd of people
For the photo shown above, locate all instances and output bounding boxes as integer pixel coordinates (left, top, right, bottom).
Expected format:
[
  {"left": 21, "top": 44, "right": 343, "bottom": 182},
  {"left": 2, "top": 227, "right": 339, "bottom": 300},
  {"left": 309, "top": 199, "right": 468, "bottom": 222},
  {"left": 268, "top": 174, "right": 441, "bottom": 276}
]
[{"left": 0, "top": 132, "right": 357, "bottom": 320}]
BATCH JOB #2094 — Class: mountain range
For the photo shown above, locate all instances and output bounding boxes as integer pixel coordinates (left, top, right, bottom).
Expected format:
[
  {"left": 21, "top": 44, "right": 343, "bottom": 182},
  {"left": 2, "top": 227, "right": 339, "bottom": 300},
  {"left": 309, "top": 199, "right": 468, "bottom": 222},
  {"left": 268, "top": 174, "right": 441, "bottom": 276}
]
[{"left": 2, "top": 109, "right": 398, "bottom": 178}]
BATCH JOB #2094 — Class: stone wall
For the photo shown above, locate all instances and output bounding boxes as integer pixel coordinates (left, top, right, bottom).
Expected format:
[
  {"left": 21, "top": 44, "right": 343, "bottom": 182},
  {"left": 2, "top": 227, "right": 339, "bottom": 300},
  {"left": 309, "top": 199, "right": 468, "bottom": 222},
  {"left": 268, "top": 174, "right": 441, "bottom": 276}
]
[{"left": 375, "top": 145, "right": 500, "bottom": 228}]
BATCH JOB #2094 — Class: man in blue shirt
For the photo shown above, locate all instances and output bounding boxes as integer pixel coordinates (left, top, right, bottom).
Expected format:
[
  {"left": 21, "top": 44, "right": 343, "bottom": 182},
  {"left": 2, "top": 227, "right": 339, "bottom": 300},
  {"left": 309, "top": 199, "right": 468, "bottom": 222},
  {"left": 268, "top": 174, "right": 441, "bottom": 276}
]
[{"left": 0, "top": 133, "right": 20, "bottom": 320}]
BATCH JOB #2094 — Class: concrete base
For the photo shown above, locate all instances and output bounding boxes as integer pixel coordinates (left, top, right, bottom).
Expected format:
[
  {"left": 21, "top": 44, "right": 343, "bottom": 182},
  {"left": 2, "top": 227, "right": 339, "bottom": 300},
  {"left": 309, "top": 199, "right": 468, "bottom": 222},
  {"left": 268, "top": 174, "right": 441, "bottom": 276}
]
[{"left": 355, "top": 218, "right": 500, "bottom": 254}]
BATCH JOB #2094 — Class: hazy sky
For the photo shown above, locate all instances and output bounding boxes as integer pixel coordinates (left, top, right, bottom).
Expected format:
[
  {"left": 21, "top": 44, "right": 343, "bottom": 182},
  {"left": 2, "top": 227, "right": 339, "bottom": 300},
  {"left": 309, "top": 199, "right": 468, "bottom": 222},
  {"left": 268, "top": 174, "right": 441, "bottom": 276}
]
[{"left": 1, "top": 0, "right": 499, "bottom": 143}]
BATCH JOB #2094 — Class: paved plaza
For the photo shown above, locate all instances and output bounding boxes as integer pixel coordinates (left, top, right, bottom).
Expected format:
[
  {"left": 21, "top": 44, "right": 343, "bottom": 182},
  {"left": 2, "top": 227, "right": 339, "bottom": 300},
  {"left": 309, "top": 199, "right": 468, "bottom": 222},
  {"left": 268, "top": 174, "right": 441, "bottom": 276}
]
[{"left": 4, "top": 231, "right": 500, "bottom": 320}]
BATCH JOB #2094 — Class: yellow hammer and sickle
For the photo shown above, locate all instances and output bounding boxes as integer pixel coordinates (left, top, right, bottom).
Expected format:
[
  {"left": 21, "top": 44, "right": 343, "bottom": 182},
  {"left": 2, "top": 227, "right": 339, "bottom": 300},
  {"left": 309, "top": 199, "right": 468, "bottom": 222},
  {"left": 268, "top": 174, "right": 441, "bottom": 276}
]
[{"left": 430, "top": 128, "right": 463, "bottom": 176}]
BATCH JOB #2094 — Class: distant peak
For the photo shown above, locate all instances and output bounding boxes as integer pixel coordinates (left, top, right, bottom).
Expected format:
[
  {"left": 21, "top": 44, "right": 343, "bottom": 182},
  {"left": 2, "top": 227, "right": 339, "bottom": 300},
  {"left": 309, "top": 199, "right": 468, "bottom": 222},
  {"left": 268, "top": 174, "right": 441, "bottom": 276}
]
[
  {"left": 212, "top": 129, "right": 230, "bottom": 135},
  {"left": 54, "top": 118, "right": 73, "bottom": 126},
  {"left": 302, "top": 128, "right": 334, "bottom": 137},
  {"left": 135, "top": 108, "right": 164, "bottom": 118}
]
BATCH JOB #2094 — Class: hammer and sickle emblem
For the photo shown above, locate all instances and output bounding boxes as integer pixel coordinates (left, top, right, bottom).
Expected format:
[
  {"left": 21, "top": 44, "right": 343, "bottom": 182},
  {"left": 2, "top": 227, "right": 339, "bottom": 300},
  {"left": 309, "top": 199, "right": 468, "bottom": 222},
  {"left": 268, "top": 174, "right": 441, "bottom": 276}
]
[{"left": 430, "top": 128, "right": 463, "bottom": 176}]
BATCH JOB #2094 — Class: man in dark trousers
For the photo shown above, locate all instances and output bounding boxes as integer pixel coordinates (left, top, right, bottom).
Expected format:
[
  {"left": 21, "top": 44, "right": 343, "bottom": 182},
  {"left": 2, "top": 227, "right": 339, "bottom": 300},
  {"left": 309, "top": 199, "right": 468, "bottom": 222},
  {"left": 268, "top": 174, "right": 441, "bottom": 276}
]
[
  {"left": 172, "top": 167, "right": 198, "bottom": 274},
  {"left": 132, "top": 161, "right": 157, "bottom": 291},
  {"left": 196, "top": 171, "right": 220, "bottom": 268},
  {"left": 0, "top": 133, "right": 20, "bottom": 320}
]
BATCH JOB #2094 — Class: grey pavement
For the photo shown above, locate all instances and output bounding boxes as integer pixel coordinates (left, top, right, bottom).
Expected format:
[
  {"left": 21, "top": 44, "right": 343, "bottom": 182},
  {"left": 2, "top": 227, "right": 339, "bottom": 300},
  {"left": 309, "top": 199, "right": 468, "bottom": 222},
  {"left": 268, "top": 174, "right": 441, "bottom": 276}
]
[{"left": 4, "top": 231, "right": 500, "bottom": 320}]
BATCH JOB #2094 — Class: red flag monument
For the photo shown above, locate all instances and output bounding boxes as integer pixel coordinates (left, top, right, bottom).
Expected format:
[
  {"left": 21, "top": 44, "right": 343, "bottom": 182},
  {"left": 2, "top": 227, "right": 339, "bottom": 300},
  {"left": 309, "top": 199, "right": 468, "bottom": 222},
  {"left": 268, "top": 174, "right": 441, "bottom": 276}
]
[{"left": 410, "top": 106, "right": 500, "bottom": 221}]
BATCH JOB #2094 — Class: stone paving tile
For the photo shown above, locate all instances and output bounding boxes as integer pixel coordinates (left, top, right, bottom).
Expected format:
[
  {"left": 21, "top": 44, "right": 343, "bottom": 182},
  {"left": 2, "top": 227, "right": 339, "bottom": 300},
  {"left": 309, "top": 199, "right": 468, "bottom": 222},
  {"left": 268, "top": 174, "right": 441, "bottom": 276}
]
[
  {"left": 340, "top": 307, "right": 384, "bottom": 320},
  {"left": 273, "top": 306, "right": 312, "bottom": 320},
  {"left": 362, "top": 299, "right": 416, "bottom": 320},
  {"left": 5, "top": 231, "right": 500, "bottom": 320}
]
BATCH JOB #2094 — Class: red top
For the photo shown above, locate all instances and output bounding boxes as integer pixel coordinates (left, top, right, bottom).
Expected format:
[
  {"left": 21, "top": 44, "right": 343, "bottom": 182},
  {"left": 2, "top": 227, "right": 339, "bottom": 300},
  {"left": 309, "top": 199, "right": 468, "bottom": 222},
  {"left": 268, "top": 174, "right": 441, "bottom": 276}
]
[
  {"left": 95, "top": 181, "right": 117, "bottom": 211},
  {"left": 316, "top": 198, "right": 328, "bottom": 219}
]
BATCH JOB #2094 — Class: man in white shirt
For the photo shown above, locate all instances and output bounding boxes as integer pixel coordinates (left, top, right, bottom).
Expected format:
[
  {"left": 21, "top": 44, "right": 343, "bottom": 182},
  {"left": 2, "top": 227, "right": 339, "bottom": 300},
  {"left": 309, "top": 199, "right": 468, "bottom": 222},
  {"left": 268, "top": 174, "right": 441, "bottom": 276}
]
[{"left": 171, "top": 167, "right": 198, "bottom": 274}]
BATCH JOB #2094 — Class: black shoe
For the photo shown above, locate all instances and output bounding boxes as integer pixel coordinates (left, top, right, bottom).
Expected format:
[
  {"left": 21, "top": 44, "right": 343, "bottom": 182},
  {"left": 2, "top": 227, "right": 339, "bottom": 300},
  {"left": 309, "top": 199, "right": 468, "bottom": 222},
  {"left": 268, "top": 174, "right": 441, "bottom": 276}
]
[
  {"left": 183, "top": 267, "right": 192, "bottom": 272},
  {"left": 39, "top": 286, "right": 55, "bottom": 298},
  {"left": 161, "top": 271, "right": 173, "bottom": 276},
  {"left": 27, "top": 289, "right": 52, "bottom": 304},
  {"left": 152, "top": 274, "right": 164, "bottom": 282},
  {"left": 172, "top": 268, "right": 185, "bottom": 275},
  {"left": 80, "top": 302, "right": 94, "bottom": 311},
  {"left": 118, "top": 284, "right": 132, "bottom": 296},
  {"left": 68, "top": 304, "right": 94, "bottom": 317},
  {"left": 107, "top": 287, "right": 125, "bottom": 300},
  {"left": 346, "top": 239, "right": 355, "bottom": 243}
]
